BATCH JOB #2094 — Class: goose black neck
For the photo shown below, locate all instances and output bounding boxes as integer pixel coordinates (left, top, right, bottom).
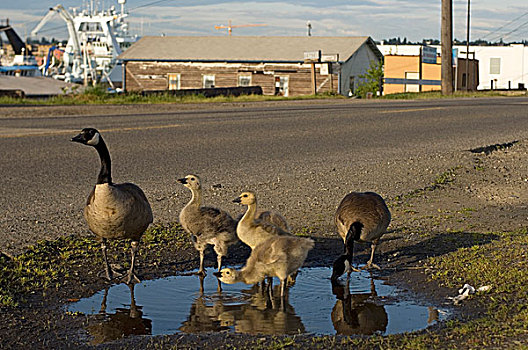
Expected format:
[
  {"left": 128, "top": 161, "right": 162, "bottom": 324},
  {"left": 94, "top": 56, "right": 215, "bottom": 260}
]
[{"left": 94, "top": 139, "right": 112, "bottom": 184}]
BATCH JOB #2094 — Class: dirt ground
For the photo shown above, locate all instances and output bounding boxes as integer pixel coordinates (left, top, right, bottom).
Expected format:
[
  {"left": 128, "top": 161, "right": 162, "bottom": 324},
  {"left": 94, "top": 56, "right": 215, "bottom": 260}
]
[{"left": 1, "top": 105, "right": 527, "bottom": 348}]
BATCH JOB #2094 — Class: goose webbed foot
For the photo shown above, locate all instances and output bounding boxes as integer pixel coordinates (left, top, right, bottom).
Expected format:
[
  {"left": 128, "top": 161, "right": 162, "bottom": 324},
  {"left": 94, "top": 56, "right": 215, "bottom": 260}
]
[
  {"left": 194, "top": 269, "right": 207, "bottom": 277},
  {"left": 98, "top": 265, "right": 124, "bottom": 281},
  {"left": 361, "top": 262, "right": 381, "bottom": 270},
  {"left": 123, "top": 272, "right": 141, "bottom": 285}
]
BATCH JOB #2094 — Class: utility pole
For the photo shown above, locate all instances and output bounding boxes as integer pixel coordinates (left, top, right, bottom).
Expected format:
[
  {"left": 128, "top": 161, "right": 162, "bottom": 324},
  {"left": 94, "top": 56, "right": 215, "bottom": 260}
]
[
  {"left": 441, "top": 0, "right": 453, "bottom": 95},
  {"left": 465, "top": 0, "right": 471, "bottom": 91}
]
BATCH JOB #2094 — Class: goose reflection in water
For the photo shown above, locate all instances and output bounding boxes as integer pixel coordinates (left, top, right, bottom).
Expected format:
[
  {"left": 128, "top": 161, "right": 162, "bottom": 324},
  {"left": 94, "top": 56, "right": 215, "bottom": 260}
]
[
  {"left": 86, "top": 284, "right": 152, "bottom": 345},
  {"left": 179, "top": 279, "right": 305, "bottom": 335},
  {"left": 331, "top": 275, "right": 388, "bottom": 336}
]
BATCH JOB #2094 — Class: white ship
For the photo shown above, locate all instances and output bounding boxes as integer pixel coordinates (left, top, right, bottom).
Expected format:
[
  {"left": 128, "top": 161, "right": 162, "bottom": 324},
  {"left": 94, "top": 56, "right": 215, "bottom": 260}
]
[{"left": 30, "top": 0, "right": 137, "bottom": 84}]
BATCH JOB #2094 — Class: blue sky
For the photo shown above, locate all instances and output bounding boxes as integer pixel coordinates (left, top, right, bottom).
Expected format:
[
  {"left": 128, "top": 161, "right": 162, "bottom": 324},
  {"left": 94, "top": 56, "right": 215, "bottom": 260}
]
[{"left": 1, "top": 0, "right": 527, "bottom": 43}]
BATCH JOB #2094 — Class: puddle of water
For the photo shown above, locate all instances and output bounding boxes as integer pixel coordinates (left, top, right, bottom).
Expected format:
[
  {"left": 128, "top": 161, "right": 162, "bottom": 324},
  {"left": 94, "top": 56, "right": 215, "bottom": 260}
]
[{"left": 67, "top": 268, "right": 449, "bottom": 344}]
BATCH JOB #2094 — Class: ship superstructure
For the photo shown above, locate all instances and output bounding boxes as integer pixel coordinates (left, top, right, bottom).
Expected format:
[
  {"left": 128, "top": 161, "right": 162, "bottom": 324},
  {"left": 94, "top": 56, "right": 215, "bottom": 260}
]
[{"left": 31, "top": 0, "right": 136, "bottom": 83}]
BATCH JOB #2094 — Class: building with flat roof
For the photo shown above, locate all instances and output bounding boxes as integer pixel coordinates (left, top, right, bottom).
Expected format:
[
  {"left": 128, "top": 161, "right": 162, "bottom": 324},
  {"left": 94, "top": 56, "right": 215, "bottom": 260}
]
[{"left": 379, "top": 43, "right": 525, "bottom": 91}]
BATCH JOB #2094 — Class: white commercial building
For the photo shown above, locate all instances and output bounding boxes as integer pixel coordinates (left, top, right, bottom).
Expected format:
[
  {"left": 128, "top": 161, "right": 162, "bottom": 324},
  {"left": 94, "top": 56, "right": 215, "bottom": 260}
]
[{"left": 377, "top": 43, "right": 528, "bottom": 90}]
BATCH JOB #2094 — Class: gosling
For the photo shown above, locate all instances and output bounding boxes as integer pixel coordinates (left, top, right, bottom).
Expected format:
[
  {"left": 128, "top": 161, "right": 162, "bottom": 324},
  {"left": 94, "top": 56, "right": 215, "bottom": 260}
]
[
  {"left": 71, "top": 128, "right": 153, "bottom": 284},
  {"left": 233, "top": 191, "right": 291, "bottom": 249},
  {"left": 215, "top": 235, "right": 314, "bottom": 298},
  {"left": 331, "top": 192, "right": 391, "bottom": 281},
  {"left": 178, "top": 174, "right": 238, "bottom": 275}
]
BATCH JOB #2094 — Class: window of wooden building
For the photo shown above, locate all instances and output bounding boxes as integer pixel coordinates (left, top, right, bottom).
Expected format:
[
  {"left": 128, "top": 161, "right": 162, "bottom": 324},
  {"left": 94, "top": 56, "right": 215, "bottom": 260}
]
[
  {"left": 274, "top": 75, "right": 289, "bottom": 96},
  {"left": 238, "top": 74, "right": 252, "bottom": 87},
  {"left": 167, "top": 73, "right": 180, "bottom": 90},
  {"left": 203, "top": 74, "right": 215, "bottom": 88}
]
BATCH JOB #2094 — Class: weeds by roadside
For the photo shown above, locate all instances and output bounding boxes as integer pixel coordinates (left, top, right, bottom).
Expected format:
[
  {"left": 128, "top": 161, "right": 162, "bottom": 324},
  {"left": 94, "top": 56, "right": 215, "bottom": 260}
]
[
  {"left": 0, "top": 223, "right": 189, "bottom": 307},
  {"left": 0, "top": 86, "right": 344, "bottom": 105}
]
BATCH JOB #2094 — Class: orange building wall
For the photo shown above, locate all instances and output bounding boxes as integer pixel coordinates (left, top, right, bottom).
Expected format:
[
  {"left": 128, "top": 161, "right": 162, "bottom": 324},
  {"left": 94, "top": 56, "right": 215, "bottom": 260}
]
[{"left": 384, "top": 55, "right": 441, "bottom": 95}]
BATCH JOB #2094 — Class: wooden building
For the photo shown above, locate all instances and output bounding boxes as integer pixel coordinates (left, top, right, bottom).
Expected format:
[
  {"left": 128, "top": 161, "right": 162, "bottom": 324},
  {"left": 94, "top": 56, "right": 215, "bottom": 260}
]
[{"left": 118, "top": 36, "right": 382, "bottom": 96}]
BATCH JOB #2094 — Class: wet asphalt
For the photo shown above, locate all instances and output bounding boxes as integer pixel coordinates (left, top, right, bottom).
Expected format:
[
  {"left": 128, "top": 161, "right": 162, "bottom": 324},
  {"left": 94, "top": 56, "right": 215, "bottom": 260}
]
[{"left": 2, "top": 97, "right": 528, "bottom": 255}]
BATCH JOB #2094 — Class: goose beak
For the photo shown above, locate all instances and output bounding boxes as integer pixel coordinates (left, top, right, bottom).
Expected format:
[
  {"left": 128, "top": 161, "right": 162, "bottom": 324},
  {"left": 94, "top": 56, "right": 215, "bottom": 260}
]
[
  {"left": 177, "top": 178, "right": 187, "bottom": 184},
  {"left": 213, "top": 271, "right": 222, "bottom": 277},
  {"left": 71, "top": 133, "right": 83, "bottom": 143},
  {"left": 232, "top": 197, "right": 241, "bottom": 204}
]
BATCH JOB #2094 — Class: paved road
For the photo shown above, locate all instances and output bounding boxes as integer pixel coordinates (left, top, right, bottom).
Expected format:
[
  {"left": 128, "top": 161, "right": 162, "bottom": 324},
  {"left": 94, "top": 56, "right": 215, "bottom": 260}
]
[{"left": 2, "top": 97, "right": 528, "bottom": 255}]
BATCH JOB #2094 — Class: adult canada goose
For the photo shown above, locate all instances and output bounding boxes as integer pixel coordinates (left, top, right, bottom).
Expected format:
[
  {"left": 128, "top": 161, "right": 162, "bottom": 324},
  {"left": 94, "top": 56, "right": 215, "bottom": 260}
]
[
  {"left": 214, "top": 235, "right": 314, "bottom": 298},
  {"left": 178, "top": 174, "right": 238, "bottom": 275},
  {"left": 233, "top": 191, "right": 291, "bottom": 249},
  {"left": 331, "top": 192, "right": 391, "bottom": 281},
  {"left": 71, "top": 128, "right": 153, "bottom": 284}
]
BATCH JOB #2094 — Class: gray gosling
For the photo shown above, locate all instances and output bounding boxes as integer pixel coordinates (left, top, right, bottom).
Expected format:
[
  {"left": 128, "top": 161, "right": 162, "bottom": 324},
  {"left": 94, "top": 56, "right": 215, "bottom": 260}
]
[
  {"left": 331, "top": 192, "right": 391, "bottom": 281},
  {"left": 233, "top": 191, "right": 291, "bottom": 249},
  {"left": 178, "top": 174, "right": 238, "bottom": 275},
  {"left": 71, "top": 128, "right": 153, "bottom": 284},
  {"left": 254, "top": 210, "right": 290, "bottom": 233},
  {"left": 215, "top": 235, "right": 314, "bottom": 298}
]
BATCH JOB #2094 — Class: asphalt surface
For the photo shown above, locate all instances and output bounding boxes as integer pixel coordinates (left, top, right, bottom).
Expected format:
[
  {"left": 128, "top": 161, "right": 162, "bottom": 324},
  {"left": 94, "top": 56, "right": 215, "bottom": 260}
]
[{"left": 2, "top": 97, "right": 528, "bottom": 255}]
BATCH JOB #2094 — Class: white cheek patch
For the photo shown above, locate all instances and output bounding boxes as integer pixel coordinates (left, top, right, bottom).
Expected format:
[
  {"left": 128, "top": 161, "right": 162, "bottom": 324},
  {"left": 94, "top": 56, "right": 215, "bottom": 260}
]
[{"left": 87, "top": 132, "right": 100, "bottom": 146}]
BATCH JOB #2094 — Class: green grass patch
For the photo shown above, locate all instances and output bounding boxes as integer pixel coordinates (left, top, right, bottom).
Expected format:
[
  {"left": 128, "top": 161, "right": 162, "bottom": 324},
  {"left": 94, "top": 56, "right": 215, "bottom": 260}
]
[
  {"left": 393, "top": 167, "right": 459, "bottom": 204},
  {"left": 422, "top": 229, "right": 528, "bottom": 346},
  {"left": 427, "top": 229, "right": 528, "bottom": 294},
  {"left": 0, "top": 223, "right": 189, "bottom": 307},
  {"left": 0, "top": 86, "right": 344, "bottom": 105}
]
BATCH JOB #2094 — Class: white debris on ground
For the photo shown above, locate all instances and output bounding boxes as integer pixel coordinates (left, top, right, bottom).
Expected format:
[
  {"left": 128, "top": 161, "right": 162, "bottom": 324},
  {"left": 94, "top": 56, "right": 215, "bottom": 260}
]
[{"left": 448, "top": 283, "right": 492, "bottom": 305}]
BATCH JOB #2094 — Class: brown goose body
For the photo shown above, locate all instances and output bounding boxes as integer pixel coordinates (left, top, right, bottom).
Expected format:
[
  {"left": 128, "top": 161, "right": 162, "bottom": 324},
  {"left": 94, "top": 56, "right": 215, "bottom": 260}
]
[
  {"left": 85, "top": 183, "right": 153, "bottom": 242},
  {"left": 335, "top": 192, "right": 390, "bottom": 244},
  {"left": 332, "top": 192, "right": 390, "bottom": 280}
]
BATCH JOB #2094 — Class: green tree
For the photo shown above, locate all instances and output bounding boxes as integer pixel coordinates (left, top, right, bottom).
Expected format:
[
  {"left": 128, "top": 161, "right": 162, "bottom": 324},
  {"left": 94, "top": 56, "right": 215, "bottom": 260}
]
[{"left": 355, "top": 59, "right": 384, "bottom": 98}]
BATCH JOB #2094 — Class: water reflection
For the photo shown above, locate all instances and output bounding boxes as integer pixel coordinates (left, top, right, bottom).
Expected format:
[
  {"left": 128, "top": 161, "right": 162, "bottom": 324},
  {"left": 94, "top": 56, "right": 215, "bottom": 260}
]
[
  {"left": 331, "top": 276, "right": 388, "bottom": 335},
  {"left": 68, "top": 267, "right": 448, "bottom": 340},
  {"left": 180, "top": 282, "right": 305, "bottom": 335},
  {"left": 86, "top": 284, "right": 152, "bottom": 345}
]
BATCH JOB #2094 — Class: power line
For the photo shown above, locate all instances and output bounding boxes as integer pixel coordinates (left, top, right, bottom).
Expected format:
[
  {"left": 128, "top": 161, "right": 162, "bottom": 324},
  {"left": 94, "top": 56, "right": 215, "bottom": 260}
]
[
  {"left": 129, "top": 0, "right": 177, "bottom": 12},
  {"left": 481, "top": 11, "right": 528, "bottom": 40},
  {"left": 489, "top": 18, "right": 528, "bottom": 42}
]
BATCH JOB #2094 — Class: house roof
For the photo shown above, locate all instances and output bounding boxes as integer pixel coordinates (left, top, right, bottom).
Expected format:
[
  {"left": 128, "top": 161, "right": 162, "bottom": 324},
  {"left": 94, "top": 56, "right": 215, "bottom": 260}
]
[{"left": 118, "top": 36, "right": 382, "bottom": 63}]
